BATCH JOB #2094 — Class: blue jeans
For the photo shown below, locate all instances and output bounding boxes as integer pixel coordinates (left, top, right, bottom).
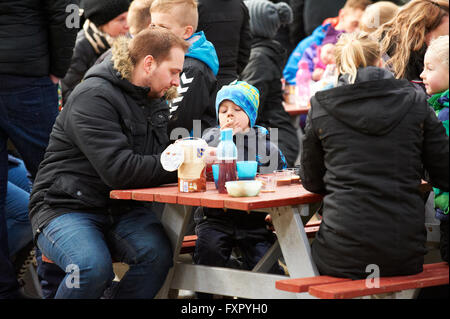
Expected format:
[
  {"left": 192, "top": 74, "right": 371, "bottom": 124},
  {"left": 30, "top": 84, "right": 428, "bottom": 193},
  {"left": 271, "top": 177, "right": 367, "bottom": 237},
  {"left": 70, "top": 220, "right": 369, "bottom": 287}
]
[
  {"left": 0, "top": 75, "right": 58, "bottom": 298},
  {"left": 36, "top": 207, "right": 173, "bottom": 299},
  {"left": 6, "top": 156, "right": 32, "bottom": 256}
]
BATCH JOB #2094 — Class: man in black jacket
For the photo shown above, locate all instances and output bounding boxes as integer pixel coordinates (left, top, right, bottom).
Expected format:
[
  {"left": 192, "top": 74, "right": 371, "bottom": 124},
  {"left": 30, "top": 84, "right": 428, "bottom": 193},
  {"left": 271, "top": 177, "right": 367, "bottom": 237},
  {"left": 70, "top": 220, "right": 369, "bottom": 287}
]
[
  {"left": 0, "top": 0, "right": 78, "bottom": 299},
  {"left": 197, "top": 0, "right": 252, "bottom": 88},
  {"left": 28, "top": 27, "right": 188, "bottom": 299}
]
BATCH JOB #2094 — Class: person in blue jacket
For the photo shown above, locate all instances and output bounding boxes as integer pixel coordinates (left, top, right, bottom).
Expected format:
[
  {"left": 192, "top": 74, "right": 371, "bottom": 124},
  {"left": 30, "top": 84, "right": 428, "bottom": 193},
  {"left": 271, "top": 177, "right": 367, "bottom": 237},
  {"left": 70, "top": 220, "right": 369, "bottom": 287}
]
[
  {"left": 150, "top": 0, "right": 220, "bottom": 138},
  {"left": 283, "top": 0, "right": 371, "bottom": 85}
]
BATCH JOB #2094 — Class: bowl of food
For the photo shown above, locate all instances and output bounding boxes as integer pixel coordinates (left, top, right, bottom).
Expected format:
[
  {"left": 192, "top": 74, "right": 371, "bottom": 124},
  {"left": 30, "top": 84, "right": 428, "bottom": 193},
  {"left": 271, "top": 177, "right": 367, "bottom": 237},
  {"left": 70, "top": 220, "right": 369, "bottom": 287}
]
[{"left": 225, "top": 180, "right": 262, "bottom": 197}]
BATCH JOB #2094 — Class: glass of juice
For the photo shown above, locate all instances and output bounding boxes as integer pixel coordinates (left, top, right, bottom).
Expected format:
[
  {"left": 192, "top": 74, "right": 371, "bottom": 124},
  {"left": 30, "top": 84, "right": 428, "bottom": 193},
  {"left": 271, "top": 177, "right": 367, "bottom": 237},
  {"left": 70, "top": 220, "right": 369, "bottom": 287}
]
[{"left": 273, "top": 170, "right": 292, "bottom": 186}]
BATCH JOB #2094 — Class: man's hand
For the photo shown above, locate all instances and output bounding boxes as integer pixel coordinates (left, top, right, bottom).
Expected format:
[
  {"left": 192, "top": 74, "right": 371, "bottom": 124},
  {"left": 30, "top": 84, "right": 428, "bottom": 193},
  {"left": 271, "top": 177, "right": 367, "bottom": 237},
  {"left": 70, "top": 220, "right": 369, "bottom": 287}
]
[{"left": 49, "top": 74, "right": 60, "bottom": 85}]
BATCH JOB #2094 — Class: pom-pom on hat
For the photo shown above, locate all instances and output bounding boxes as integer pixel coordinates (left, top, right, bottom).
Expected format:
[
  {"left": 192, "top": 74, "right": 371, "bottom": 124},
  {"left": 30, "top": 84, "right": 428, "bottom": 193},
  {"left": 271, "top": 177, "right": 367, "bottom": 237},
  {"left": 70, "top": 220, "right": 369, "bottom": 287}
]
[
  {"left": 81, "top": 0, "right": 131, "bottom": 27},
  {"left": 245, "top": 0, "right": 293, "bottom": 39},
  {"left": 216, "top": 81, "right": 260, "bottom": 127}
]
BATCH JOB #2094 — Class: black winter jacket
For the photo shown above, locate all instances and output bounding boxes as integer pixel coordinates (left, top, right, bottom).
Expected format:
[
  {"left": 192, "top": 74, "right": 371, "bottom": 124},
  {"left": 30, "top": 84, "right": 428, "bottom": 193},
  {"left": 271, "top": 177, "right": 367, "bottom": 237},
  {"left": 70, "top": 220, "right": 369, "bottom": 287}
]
[
  {"left": 61, "top": 28, "right": 111, "bottom": 102},
  {"left": 168, "top": 57, "right": 217, "bottom": 137},
  {"left": 29, "top": 57, "right": 177, "bottom": 240},
  {"left": 241, "top": 38, "right": 299, "bottom": 167},
  {"left": 300, "top": 67, "right": 449, "bottom": 279},
  {"left": 0, "top": 0, "right": 78, "bottom": 78},
  {"left": 197, "top": 0, "right": 252, "bottom": 88}
]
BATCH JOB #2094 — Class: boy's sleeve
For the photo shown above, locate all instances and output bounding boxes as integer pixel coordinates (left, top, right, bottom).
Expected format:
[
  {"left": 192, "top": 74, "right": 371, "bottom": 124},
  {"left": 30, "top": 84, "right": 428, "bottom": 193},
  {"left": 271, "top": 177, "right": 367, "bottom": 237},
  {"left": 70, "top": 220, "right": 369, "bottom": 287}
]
[
  {"left": 257, "top": 134, "right": 287, "bottom": 174},
  {"left": 167, "top": 66, "right": 216, "bottom": 136}
]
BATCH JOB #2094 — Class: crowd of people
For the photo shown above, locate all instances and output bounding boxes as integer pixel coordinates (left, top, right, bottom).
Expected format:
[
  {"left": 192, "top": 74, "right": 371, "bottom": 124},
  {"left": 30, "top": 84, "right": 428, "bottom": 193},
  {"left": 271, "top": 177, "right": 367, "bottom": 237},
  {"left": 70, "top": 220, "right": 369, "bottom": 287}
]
[{"left": 0, "top": 0, "right": 448, "bottom": 299}]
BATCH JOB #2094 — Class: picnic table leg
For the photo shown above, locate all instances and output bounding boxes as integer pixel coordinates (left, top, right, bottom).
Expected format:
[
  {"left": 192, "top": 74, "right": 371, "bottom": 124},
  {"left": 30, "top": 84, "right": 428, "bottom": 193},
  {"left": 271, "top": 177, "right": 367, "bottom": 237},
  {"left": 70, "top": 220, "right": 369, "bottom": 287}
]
[
  {"left": 269, "top": 205, "right": 319, "bottom": 279},
  {"left": 251, "top": 240, "right": 282, "bottom": 273},
  {"left": 155, "top": 203, "right": 193, "bottom": 299}
]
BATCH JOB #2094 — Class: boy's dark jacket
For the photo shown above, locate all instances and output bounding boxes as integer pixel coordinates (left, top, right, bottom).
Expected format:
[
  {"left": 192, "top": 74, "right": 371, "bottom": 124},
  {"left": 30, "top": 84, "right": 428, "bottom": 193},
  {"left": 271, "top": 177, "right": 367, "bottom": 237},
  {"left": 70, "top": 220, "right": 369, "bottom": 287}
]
[
  {"left": 241, "top": 37, "right": 299, "bottom": 167},
  {"left": 167, "top": 32, "right": 219, "bottom": 136},
  {"left": 197, "top": 126, "right": 286, "bottom": 225},
  {"left": 301, "top": 66, "right": 449, "bottom": 279},
  {"left": 29, "top": 55, "right": 177, "bottom": 241}
]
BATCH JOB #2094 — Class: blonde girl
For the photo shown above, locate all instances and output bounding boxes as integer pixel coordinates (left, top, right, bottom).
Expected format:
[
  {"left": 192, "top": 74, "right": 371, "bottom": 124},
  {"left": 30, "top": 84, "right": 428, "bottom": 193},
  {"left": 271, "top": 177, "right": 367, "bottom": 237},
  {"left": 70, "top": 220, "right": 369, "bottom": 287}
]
[
  {"left": 300, "top": 30, "right": 449, "bottom": 279},
  {"left": 334, "top": 31, "right": 383, "bottom": 84}
]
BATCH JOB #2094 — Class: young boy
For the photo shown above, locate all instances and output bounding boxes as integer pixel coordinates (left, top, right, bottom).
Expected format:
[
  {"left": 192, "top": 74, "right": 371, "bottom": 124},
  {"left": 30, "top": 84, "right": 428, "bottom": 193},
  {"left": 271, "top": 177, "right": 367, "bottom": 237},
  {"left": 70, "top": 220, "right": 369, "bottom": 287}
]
[
  {"left": 150, "top": 0, "right": 219, "bottom": 138},
  {"left": 283, "top": 0, "right": 372, "bottom": 85},
  {"left": 193, "top": 81, "right": 287, "bottom": 298},
  {"left": 127, "top": 0, "right": 153, "bottom": 36},
  {"left": 420, "top": 35, "right": 449, "bottom": 262}
]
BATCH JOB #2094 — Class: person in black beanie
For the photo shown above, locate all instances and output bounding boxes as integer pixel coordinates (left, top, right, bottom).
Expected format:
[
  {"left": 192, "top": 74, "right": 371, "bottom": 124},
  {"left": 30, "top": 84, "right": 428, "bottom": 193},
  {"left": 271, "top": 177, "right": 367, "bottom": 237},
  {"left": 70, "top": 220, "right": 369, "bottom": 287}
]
[
  {"left": 61, "top": 0, "right": 131, "bottom": 103},
  {"left": 240, "top": 0, "right": 300, "bottom": 167}
]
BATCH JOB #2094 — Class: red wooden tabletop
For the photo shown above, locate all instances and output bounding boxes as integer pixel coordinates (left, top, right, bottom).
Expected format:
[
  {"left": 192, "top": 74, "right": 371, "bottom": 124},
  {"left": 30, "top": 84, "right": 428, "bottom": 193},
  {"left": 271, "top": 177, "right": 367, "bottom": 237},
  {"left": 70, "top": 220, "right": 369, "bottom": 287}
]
[
  {"left": 111, "top": 181, "right": 323, "bottom": 211},
  {"left": 283, "top": 101, "right": 310, "bottom": 116}
]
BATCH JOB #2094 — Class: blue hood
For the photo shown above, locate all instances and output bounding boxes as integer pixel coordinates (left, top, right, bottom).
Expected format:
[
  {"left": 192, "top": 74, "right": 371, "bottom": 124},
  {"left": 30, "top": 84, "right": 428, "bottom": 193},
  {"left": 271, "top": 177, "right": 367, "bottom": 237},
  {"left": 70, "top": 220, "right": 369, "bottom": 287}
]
[{"left": 186, "top": 31, "right": 219, "bottom": 76}]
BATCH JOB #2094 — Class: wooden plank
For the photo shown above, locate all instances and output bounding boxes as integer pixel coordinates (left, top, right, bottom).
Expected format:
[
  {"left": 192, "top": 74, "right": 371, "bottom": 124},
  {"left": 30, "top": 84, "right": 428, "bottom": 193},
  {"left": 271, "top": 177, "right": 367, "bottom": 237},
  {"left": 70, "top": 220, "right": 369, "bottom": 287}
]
[
  {"left": 110, "top": 189, "right": 134, "bottom": 200},
  {"left": 180, "top": 235, "right": 197, "bottom": 254},
  {"left": 132, "top": 186, "right": 177, "bottom": 203},
  {"left": 275, "top": 263, "right": 448, "bottom": 295},
  {"left": 183, "top": 235, "right": 198, "bottom": 242},
  {"left": 276, "top": 276, "right": 351, "bottom": 293},
  {"left": 309, "top": 267, "right": 449, "bottom": 299},
  {"left": 131, "top": 189, "right": 155, "bottom": 202},
  {"left": 283, "top": 102, "right": 310, "bottom": 116},
  {"left": 305, "top": 220, "right": 322, "bottom": 227},
  {"left": 176, "top": 183, "right": 216, "bottom": 206},
  {"left": 305, "top": 226, "right": 320, "bottom": 238},
  {"left": 224, "top": 185, "right": 322, "bottom": 211},
  {"left": 423, "top": 262, "right": 448, "bottom": 270}
]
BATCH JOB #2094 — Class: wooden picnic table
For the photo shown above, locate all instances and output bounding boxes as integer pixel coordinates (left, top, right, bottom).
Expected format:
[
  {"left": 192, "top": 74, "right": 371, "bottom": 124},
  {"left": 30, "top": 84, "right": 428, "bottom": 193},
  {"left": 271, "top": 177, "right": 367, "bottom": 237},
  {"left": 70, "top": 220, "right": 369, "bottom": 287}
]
[
  {"left": 283, "top": 101, "right": 310, "bottom": 116},
  {"left": 111, "top": 180, "right": 323, "bottom": 299}
]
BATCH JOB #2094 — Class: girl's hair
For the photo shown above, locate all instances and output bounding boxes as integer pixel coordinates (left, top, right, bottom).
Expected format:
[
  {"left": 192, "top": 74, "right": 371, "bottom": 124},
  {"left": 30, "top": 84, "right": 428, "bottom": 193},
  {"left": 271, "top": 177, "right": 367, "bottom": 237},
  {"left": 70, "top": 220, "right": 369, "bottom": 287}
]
[
  {"left": 335, "top": 32, "right": 381, "bottom": 84},
  {"left": 373, "top": 0, "right": 449, "bottom": 79},
  {"left": 427, "top": 35, "right": 449, "bottom": 68}
]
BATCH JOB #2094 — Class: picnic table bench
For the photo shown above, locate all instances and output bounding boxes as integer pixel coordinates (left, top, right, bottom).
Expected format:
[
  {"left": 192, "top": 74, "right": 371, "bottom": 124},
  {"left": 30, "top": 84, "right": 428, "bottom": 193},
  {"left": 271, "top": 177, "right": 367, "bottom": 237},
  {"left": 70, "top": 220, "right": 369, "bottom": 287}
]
[{"left": 276, "top": 262, "right": 449, "bottom": 299}]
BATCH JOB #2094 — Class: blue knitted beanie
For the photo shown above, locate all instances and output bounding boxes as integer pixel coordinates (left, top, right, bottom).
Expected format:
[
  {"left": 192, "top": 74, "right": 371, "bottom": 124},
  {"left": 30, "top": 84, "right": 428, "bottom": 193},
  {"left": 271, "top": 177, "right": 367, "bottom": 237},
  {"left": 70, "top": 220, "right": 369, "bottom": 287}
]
[{"left": 216, "top": 81, "right": 260, "bottom": 127}]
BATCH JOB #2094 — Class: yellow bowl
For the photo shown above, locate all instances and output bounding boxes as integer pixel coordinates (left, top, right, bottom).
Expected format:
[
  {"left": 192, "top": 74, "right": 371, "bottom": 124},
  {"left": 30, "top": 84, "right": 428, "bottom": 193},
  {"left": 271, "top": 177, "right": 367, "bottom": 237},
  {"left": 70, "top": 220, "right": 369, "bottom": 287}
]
[{"left": 225, "top": 180, "right": 262, "bottom": 197}]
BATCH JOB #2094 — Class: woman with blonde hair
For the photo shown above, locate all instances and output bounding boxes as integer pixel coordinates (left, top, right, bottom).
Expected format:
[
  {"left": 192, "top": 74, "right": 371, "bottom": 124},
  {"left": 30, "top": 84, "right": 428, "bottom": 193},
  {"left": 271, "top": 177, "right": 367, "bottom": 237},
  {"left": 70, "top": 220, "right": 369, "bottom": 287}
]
[
  {"left": 374, "top": 0, "right": 449, "bottom": 82},
  {"left": 300, "top": 32, "right": 449, "bottom": 279}
]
